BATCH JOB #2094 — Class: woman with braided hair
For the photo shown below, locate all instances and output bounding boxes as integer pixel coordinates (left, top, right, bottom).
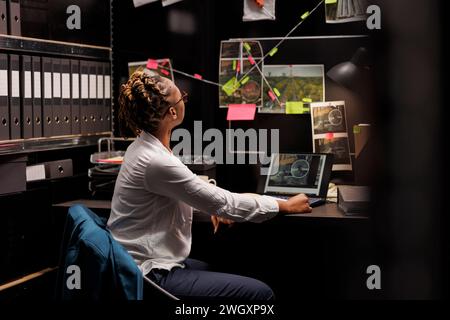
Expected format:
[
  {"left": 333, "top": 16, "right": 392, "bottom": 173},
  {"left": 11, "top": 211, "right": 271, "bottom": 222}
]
[{"left": 107, "top": 68, "right": 312, "bottom": 300}]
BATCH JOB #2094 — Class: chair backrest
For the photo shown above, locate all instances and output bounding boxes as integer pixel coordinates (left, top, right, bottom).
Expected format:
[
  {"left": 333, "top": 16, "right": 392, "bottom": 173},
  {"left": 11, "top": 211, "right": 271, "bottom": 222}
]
[{"left": 56, "top": 204, "right": 143, "bottom": 300}]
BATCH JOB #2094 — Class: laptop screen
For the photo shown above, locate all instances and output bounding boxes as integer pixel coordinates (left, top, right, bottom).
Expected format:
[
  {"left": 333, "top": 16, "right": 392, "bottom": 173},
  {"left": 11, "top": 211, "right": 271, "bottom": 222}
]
[{"left": 264, "top": 153, "right": 329, "bottom": 196}]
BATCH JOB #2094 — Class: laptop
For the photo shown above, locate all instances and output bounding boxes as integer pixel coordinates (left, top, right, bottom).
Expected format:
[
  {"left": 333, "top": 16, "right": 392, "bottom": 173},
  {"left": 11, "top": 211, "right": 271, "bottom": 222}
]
[{"left": 259, "top": 153, "right": 334, "bottom": 208}]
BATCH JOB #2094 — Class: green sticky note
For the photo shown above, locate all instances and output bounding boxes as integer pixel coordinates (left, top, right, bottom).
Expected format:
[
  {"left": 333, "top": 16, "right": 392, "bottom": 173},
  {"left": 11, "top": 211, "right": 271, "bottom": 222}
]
[
  {"left": 325, "top": 0, "right": 337, "bottom": 4},
  {"left": 301, "top": 11, "right": 310, "bottom": 20},
  {"left": 243, "top": 42, "right": 251, "bottom": 52},
  {"left": 286, "top": 101, "right": 307, "bottom": 114},
  {"left": 222, "top": 77, "right": 240, "bottom": 96},
  {"left": 240, "top": 76, "right": 250, "bottom": 85},
  {"left": 268, "top": 47, "right": 278, "bottom": 57},
  {"left": 273, "top": 88, "right": 281, "bottom": 97},
  {"left": 353, "top": 125, "right": 361, "bottom": 134},
  {"left": 232, "top": 60, "right": 236, "bottom": 70},
  {"left": 302, "top": 97, "right": 312, "bottom": 103}
]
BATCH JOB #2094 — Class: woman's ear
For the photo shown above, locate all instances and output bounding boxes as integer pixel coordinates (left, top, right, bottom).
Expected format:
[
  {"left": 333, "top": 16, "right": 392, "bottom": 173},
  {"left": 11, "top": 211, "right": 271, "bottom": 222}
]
[{"left": 169, "top": 107, "right": 177, "bottom": 119}]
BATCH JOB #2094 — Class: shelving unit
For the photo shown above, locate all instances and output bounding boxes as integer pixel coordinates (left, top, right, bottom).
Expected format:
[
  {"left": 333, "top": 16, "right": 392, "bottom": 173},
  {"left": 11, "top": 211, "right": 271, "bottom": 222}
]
[
  {"left": 0, "top": 1, "right": 114, "bottom": 298},
  {"left": 0, "top": 34, "right": 113, "bottom": 155},
  {"left": 0, "top": 34, "right": 111, "bottom": 60},
  {"left": 0, "top": 132, "right": 111, "bottom": 155}
]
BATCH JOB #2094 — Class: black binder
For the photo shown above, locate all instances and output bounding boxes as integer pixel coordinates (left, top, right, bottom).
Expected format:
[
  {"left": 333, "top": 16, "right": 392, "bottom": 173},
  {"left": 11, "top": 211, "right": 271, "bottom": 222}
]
[
  {"left": 80, "top": 60, "right": 89, "bottom": 134},
  {"left": 70, "top": 59, "right": 80, "bottom": 135},
  {"left": 21, "top": 55, "right": 33, "bottom": 138},
  {"left": 32, "top": 56, "right": 42, "bottom": 138},
  {"left": 96, "top": 62, "right": 104, "bottom": 132},
  {"left": 7, "top": 0, "right": 21, "bottom": 36},
  {"left": 8, "top": 54, "right": 21, "bottom": 139},
  {"left": 88, "top": 61, "right": 97, "bottom": 134},
  {"left": 51, "top": 58, "right": 62, "bottom": 136},
  {"left": 0, "top": 0, "right": 7, "bottom": 34},
  {"left": 103, "top": 62, "right": 111, "bottom": 132},
  {"left": 0, "top": 53, "right": 8, "bottom": 140},
  {"left": 60, "top": 58, "right": 71, "bottom": 135},
  {"left": 42, "top": 57, "right": 53, "bottom": 137}
]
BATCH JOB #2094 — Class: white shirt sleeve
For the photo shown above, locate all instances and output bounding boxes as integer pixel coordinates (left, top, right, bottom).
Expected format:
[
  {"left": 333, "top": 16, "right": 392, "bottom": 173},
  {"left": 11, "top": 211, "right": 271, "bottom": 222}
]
[{"left": 143, "top": 155, "right": 279, "bottom": 223}]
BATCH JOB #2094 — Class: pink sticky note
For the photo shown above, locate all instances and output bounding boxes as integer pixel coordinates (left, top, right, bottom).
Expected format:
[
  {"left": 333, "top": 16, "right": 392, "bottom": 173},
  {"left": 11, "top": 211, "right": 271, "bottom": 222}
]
[
  {"left": 194, "top": 74, "right": 203, "bottom": 80},
  {"left": 325, "top": 133, "right": 334, "bottom": 140},
  {"left": 160, "top": 69, "right": 170, "bottom": 76},
  {"left": 146, "top": 59, "right": 158, "bottom": 70},
  {"left": 161, "top": 59, "right": 169, "bottom": 66},
  {"left": 268, "top": 90, "right": 276, "bottom": 101},
  {"left": 227, "top": 104, "right": 256, "bottom": 121},
  {"left": 248, "top": 55, "right": 255, "bottom": 65}
]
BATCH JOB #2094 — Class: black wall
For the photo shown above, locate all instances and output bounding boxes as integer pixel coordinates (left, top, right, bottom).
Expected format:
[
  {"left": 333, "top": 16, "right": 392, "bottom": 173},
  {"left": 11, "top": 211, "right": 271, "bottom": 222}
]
[
  {"left": 112, "top": 0, "right": 447, "bottom": 299},
  {"left": 112, "top": 0, "right": 369, "bottom": 189}
]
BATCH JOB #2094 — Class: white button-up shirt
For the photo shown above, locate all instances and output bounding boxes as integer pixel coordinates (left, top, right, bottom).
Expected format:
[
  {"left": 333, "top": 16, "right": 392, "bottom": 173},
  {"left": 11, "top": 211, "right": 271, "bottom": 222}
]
[{"left": 107, "top": 131, "right": 279, "bottom": 275}]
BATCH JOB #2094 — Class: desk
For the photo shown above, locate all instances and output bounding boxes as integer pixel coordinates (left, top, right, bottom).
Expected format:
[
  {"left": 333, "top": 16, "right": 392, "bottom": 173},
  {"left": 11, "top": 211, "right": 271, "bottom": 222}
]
[
  {"left": 53, "top": 199, "right": 368, "bottom": 221},
  {"left": 53, "top": 198, "right": 211, "bottom": 221},
  {"left": 285, "top": 202, "right": 368, "bottom": 220},
  {"left": 53, "top": 198, "right": 372, "bottom": 299}
]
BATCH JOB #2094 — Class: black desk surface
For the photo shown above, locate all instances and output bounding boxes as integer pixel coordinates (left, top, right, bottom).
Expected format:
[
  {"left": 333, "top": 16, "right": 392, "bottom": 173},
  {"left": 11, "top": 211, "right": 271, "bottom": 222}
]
[{"left": 53, "top": 199, "right": 368, "bottom": 220}]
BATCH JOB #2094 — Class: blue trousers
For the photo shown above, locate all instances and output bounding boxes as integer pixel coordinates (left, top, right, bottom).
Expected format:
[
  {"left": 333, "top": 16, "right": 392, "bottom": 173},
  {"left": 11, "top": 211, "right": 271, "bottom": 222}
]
[{"left": 145, "top": 258, "right": 274, "bottom": 300}]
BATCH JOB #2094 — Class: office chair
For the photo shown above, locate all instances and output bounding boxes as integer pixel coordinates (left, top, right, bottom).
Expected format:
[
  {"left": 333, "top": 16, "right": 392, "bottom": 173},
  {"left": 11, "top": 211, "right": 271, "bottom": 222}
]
[{"left": 56, "top": 204, "right": 178, "bottom": 300}]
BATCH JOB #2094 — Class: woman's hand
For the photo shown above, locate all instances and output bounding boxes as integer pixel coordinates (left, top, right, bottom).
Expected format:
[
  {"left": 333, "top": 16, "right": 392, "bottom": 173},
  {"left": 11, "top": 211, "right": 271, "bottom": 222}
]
[
  {"left": 211, "top": 215, "right": 235, "bottom": 234},
  {"left": 277, "top": 193, "right": 312, "bottom": 214}
]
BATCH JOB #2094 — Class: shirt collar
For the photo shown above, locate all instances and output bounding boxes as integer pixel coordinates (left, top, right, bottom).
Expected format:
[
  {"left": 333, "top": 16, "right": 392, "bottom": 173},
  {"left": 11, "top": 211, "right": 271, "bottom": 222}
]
[{"left": 139, "top": 131, "right": 172, "bottom": 154}]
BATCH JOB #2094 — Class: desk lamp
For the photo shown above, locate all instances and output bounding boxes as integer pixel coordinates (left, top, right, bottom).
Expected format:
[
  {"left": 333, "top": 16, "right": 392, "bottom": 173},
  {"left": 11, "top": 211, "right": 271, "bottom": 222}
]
[
  {"left": 327, "top": 47, "right": 371, "bottom": 95},
  {"left": 327, "top": 47, "right": 373, "bottom": 185}
]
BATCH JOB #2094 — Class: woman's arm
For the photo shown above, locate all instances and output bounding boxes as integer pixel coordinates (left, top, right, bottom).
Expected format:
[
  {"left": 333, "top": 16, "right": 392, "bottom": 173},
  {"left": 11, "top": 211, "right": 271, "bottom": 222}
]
[{"left": 144, "top": 156, "right": 280, "bottom": 223}]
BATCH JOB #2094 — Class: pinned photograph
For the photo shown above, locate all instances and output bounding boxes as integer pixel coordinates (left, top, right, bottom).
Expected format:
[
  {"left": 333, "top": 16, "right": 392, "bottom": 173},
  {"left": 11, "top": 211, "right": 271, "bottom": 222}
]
[
  {"left": 260, "top": 65, "right": 324, "bottom": 114},
  {"left": 311, "top": 101, "right": 347, "bottom": 135},
  {"left": 325, "top": 0, "right": 368, "bottom": 24},
  {"left": 219, "top": 40, "right": 263, "bottom": 108},
  {"left": 243, "top": 0, "right": 276, "bottom": 22},
  {"left": 310, "top": 101, "right": 352, "bottom": 171},
  {"left": 314, "top": 135, "right": 352, "bottom": 171}
]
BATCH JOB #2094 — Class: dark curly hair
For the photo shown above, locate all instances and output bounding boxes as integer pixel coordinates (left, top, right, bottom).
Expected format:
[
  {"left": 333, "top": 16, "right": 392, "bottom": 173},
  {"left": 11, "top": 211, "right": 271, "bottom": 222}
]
[{"left": 118, "top": 69, "right": 171, "bottom": 136}]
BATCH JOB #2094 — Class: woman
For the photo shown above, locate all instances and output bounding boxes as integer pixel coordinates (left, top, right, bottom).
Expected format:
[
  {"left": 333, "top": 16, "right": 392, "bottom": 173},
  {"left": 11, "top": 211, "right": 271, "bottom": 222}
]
[{"left": 107, "top": 69, "right": 312, "bottom": 300}]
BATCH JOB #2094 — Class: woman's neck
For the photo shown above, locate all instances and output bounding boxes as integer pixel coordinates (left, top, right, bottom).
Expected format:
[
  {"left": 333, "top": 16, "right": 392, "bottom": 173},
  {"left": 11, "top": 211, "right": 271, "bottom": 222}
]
[{"left": 152, "top": 127, "right": 172, "bottom": 152}]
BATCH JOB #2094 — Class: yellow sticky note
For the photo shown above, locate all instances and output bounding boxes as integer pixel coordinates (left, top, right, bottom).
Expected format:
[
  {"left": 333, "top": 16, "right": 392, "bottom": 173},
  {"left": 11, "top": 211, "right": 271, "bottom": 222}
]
[
  {"left": 273, "top": 88, "right": 281, "bottom": 97},
  {"left": 222, "top": 77, "right": 240, "bottom": 96},
  {"left": 232, "top": 60, "right": 236, "bottom": 70},
  {"left": 301, "top": 11, "right": 310, "bottom": 20},
  {"left": 302, "top": 97, "right": 312, "bottom": 103},
  {"left": 268, "top": 47, "right": 278, "bottom": 57},
  {"left": 243, "top": 42, "right": 251, "bottom": 52},
  {"left": 286, "top": 101, "right": 305, "bottom": 114},
  {"left": 353, "top": 125, "right": 361, "bottom": 134},
  {"left": 240, "top": 76, "right": 250, "bottom": 85},
  {"left": 325, "top": 0, "right": 337, "bottom": 4}
]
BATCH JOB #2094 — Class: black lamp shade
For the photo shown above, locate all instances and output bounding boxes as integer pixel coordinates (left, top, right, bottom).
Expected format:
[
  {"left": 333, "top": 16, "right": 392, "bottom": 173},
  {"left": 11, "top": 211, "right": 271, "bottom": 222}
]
[{"left": 327, "top": 47, "right": 370, "bottom": 94}]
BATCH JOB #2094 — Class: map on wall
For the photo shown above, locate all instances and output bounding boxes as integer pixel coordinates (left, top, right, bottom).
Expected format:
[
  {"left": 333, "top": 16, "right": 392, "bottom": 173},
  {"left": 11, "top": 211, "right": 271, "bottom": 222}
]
[
  {"left": 260, "top": 64, "right": 325, "bottom": 114},
  {"left": 219, "top": 40, "right": 263, "bottom": 108}
]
